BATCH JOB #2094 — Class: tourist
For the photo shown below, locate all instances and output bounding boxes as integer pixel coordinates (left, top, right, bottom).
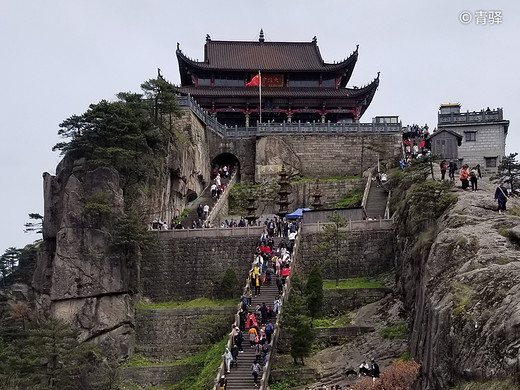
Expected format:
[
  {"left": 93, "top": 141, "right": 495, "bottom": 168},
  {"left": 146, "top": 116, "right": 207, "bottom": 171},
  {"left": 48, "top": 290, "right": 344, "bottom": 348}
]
[
  {"left": 245, "top": 286, "right": 253, "bottom": 306},
  {"left": 251, "top": 361, "right": 262, "bottom": 387},
  {"left": 211, "top": 183, "right": 217, "bottom": 197},
  {"left": 216, "top": 173, "right": 221, "bottom": 187},
  {"left": 230, "top": 344, "right": 239, "bottom": 367},
  {"left": 248, "top": 326, "right": 258, "bottom": 347},
  {"left": 262, "top": 342, "right": 271, "bottom": 365},
  {"left": 448, "top": 160, "right": 457, "bottom": 181},
  {"left": 273, "top": 296, "right": 281, "bottom": 314},
  {"left": 222, "top": 347, "right": 233, "bottom": 373},
  {"left": 469, "top": 166, "right": 479, "bottom": 191},
  {"left": 276, "top": 276, "right": 283, "bottom": 295},
  {"left": 239, "top": 309, "right": 247, "bottom": 332},
  {"left": 218, "top": 375, "right": 227, "bottom": 390},
  {"left": 197, "top": 204, "right": 203, "bottom": 220},
  {"left": 370, "top": 359, "right": 380, "bottom": 382},
  {"left": 260, "top": 302, "right": 268, "bottom": 325},
  {"left": 440, "top": 160, "right": 447, "bottom": 180},
  {"left": 203, "top": 204, "right": 210, "bottom": 219},
  {"left": 459, "top": 164, "right": 470, "bottom": 190},
  {"left": 359, "top": 360, "right": 370, "bottom": 376},
  {"left": 247, "top": 312, "right": 257, "bottom": 329},
  {"left": 495, "top": 181, "right": 509, "bottom": 214},
  {"left": 254, "top": 274, "right": 261, "bottom": 296},
  {"left": 475, "top": 164, "right": 482, "bottom": 178},
  {"left": 254, "top": 342, "right": 262, "bottom": 364},
  {"left": 265, "top": 321, "right": 274, "bottom": 344}
]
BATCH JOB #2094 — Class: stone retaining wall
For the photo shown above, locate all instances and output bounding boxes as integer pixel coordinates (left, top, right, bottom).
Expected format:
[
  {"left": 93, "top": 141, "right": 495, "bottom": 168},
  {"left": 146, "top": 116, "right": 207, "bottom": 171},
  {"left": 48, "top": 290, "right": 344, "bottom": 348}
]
[
  {"left": 277, "top": 326, "right": 375, "bottom": 354},
  {"left": 298, "top": 230, "right": 395, "bottom": 279},
  {"left": 135, "top": 306, "right": 236, "bottom": 362},
  {"left": 141, "top": 236, "right": 256, "bottom": 302},
  {"left": 120, "top": 363, "right": 199, "bottom": 388},
  {"left": 322, "top": 288, "right": 392, "bottom": 315}
]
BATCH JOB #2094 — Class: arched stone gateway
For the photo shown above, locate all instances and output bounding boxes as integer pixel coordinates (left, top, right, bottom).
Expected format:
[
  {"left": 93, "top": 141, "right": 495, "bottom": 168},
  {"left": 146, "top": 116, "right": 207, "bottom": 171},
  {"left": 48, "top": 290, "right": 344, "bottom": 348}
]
[{"left": 211, "top": 152, "right": 241, "bottom": 179}]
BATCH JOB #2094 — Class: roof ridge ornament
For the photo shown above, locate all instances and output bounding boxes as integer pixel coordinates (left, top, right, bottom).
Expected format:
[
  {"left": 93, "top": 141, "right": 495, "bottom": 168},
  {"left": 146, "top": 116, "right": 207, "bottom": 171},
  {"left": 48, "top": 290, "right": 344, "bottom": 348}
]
[
  {"left": 259, "top": 29, "right": 264, "bottom": 43},
  {"left": 312, "top": 36, "right": 317, "bottom": 43},
  {"left": 206, "top": 34, "right": 211, "bottom": 42},
  {"left": 176, "top": 42, "right": 180, "bottom": 51}
]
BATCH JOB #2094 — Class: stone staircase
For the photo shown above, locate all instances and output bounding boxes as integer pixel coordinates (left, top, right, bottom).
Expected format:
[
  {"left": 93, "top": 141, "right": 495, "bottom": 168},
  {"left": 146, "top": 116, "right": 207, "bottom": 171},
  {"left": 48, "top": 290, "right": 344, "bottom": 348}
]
[
  {"left": 222, "top": 241, "right": 282, "bottom": 390},
  {"left": 364, "top": 180, "right": 388, "bottom": 219},
  {"left": 183, "top": 176, "right": 230, "bottom": 227}
]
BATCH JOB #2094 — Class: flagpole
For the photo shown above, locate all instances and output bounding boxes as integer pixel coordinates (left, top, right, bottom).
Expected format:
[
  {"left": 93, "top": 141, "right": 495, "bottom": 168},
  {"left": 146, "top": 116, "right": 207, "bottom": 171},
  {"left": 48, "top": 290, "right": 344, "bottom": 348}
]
[{"left": 259, "top": 70, "right": 262, "bottom": 124}]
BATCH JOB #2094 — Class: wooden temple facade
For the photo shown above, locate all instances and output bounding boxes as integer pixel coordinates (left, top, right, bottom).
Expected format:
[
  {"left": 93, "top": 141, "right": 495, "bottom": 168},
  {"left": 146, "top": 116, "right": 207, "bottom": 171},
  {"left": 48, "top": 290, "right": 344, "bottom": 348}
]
[{"left": 176, "top": 30, "right": 379, "bottom": 127}]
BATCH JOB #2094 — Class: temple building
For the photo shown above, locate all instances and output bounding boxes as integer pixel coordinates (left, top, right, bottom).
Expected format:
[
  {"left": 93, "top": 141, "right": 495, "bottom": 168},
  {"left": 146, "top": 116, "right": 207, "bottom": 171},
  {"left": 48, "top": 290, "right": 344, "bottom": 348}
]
[{"left": 176, "top": 30, "right": 379, "bottom": 127}]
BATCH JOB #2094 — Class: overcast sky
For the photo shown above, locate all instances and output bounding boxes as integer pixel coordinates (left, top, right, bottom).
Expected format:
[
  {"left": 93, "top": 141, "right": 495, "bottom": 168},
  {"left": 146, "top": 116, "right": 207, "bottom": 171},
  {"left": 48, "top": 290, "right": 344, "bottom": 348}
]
[{"left": 0, "top": 0, "right": 518, "bottom": 253}]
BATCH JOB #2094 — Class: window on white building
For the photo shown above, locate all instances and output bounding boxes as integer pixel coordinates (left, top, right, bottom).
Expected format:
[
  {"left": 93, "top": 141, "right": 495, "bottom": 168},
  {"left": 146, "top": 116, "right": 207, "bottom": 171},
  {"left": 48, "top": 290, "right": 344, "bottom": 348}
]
[
  {"left": 465, "top": 131, "right": 477, "bottom": 142},
  {"left": 485, "top": 157, "right": 497, "bottom": 168}
]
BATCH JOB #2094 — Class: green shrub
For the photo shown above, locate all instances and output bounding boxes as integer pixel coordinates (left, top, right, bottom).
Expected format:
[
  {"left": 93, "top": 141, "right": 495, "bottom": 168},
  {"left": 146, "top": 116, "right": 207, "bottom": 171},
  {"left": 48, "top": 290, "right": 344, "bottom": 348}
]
[
  {"left": 380, "top": 323, "right": 407, "bottom": 339},
  {"left": 218, "top": 268, "right": 240, "bottom": 299},
  {"left": 335, "top": 189, "right": 363, "bottom": 208},
  {"left": 322, "top": 277, "right": 384, "bottom": 289}
]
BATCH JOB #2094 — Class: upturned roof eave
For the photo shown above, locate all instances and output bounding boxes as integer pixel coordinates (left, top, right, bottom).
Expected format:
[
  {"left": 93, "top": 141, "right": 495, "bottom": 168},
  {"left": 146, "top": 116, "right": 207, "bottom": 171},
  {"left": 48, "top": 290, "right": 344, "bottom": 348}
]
[{"left": 176, "top": 45, "right": 358, "bottom": 74}]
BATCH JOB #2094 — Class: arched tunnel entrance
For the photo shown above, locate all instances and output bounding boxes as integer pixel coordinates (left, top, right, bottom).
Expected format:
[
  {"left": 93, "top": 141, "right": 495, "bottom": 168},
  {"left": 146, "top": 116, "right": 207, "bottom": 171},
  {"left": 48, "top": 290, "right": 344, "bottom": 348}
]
[{"left": 211, "top": 153, "right": 241, "bottom": 180}]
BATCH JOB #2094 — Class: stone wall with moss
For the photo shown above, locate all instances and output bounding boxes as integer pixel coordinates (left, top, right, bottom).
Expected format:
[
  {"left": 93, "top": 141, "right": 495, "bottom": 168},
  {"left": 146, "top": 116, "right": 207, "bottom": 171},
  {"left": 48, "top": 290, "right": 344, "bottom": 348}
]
[
  {"left": 228, "top": 178, "right": 365, "bottom": 216},
  {"left": 140, "top": 236, "right": 256, "bottom": 302},
  {"left": 298, "top": 230, "right": 395, "bottom": 279},
  {"left": 134, "top": 307, "right": 236, "bottom": 362}
]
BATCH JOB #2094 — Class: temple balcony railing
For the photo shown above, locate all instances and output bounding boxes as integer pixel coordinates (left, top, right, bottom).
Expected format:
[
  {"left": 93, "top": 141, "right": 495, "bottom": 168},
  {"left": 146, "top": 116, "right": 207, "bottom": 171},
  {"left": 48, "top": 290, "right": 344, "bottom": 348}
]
[
  {"left": 177, "top": 95, "right": 402, "bottom": 137},
  {"left": 255, "top": 121, "right": 402, "bottom": 135},
  {"left": 438, "top": 108, "right": 504, "bottom": 125}
]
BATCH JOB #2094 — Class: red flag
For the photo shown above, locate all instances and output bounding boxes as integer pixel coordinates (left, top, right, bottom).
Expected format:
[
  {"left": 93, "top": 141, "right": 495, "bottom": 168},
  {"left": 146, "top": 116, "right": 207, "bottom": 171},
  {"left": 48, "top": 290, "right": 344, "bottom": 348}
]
[{"left": 246, "top": 74, "right": 260, "bottom": 86}]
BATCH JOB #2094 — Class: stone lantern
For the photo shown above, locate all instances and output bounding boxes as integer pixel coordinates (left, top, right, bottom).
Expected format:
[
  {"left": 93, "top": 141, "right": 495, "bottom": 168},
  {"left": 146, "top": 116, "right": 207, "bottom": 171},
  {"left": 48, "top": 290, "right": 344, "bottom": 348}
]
[
  {"left": 311, "top": 179, "right": 323, "bottom": 210},
  {"left": 277, "top": 165, "right": 292, "bottom": 218}
]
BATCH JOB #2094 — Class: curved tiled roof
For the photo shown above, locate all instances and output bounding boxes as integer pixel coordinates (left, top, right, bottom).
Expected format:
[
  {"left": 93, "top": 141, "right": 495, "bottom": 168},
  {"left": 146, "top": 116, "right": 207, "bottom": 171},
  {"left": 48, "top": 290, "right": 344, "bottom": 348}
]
[
  {"left": 179, "top": 82, "right": 377, "bottom": 99},
  {"left": 176, "top": 40, "right": 358, "bottom": 72}
]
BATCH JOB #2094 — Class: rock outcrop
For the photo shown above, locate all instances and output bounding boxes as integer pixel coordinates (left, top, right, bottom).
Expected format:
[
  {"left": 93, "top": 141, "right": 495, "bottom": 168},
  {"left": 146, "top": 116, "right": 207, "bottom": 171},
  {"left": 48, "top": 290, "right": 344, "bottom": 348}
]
[
  {"left": 395, "top": 179, "right": 520, "bottom": 389},
  {"left": 31, "top": 110, "right": 213, "bottom": 357}
]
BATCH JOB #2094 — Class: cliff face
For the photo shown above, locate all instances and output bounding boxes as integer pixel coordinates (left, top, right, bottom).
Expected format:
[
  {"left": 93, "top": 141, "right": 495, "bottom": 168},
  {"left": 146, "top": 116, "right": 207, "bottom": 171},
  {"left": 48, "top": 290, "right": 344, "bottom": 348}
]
[
  {"left": 395, "top": 180, "right": 520, "bottom": 389},
  {"left": 32, "top": 110, "right": 211, "bottom": 357}
]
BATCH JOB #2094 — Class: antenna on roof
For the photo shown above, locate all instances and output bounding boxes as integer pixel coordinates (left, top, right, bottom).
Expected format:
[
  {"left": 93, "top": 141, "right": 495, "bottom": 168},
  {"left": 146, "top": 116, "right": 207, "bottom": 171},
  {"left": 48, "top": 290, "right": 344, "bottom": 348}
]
[{"left": 259, "top": 29, "right": 265, "bottom": 43}]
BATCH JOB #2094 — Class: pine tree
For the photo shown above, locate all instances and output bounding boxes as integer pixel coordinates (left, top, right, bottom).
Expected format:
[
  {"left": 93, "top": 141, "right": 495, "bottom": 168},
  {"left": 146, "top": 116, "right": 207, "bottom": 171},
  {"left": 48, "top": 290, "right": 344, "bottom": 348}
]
[
  {"left": 316, "top": 211, "right": 347, "bottom": 286},
  {"left": 492, "top": 152, "right": 520, "bottom": 195},
  {"left": 290, "top": 315, "right": 314, "bottom": 365},
  {"left": 305, "top": 264, "right": 323, "bottom": 326}
]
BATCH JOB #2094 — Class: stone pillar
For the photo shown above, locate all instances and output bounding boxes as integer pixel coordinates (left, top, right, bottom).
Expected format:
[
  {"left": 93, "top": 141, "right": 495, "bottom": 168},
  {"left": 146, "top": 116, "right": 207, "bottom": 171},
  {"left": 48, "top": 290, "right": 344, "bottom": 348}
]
[{"left": 245, "top": 114, "right": 250, "bottom": 128}]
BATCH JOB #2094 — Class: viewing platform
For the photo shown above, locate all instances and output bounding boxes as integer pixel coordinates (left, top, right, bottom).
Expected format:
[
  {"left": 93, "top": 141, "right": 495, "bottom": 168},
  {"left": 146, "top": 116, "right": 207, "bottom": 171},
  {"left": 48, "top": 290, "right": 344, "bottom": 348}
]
[{"left": 178, "top": 95, "right": 401, "bottom": 138}]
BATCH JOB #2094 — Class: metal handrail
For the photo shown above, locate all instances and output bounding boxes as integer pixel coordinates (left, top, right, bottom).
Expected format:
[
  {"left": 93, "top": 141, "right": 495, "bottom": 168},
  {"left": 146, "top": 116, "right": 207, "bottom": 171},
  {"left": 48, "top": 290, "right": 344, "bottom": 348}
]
[
  {"left": 259, "top": 227, "right": 302, "bottom": 390},
  {"left": 361, "top": 171, "right": 372, "bottom": 216},
  {"left": 207, "top": 172, "right": 237, "bottom": 225}
]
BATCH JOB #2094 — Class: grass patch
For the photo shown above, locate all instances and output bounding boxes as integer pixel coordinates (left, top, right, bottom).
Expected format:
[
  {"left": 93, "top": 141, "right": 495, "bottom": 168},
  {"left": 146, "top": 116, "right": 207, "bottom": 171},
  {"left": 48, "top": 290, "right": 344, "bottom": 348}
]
[
  {"left": 452, "top": 282, "right": 475, "bottom": 316},
  {"left": 335, "top": 189, "right": 363, "bottom": 208},
  {"left": 455, "top": 236, "right": 468, "bottom": 247},
  {"left": 380, "top": 323, "right": 407, "bottom": 339},
  {"left": 313, "top": 313, "right": 351, "bottom": 328},
  {"left": 176, "top": 208, "right": 189, "bottom": 223},
  {"left": 495, "top": 257, "right": 512, "bottom": 265},
  {"left": 167, "top": 337, "right": 228, "bottom": 390},
  {"left": 270, "top": 379, "right": 313, "bottom": 390},
  {"left": 137, "top": 297, "right": 237, "bottom": 310},
  {"left": 449, "top": 378, "right": 519, "bottom": 390},
  {"left": 498, "top": 227, "right": 510, "bottom": 237},
  {"left": 323, "top": 277, "right": 384, "bottom": 290},
  {"left": 399, "top": 351, "right": 411, "bottom": 361},
  {"left": 121, "top": 353, "right": 157, "bottom": 367}
]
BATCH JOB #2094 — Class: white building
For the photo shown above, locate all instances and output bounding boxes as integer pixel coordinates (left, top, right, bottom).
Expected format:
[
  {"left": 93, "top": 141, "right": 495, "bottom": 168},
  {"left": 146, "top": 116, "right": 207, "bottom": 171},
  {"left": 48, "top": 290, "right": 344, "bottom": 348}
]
[{"left": 435, "top": 104, "right": 509, "bottom": 174}]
